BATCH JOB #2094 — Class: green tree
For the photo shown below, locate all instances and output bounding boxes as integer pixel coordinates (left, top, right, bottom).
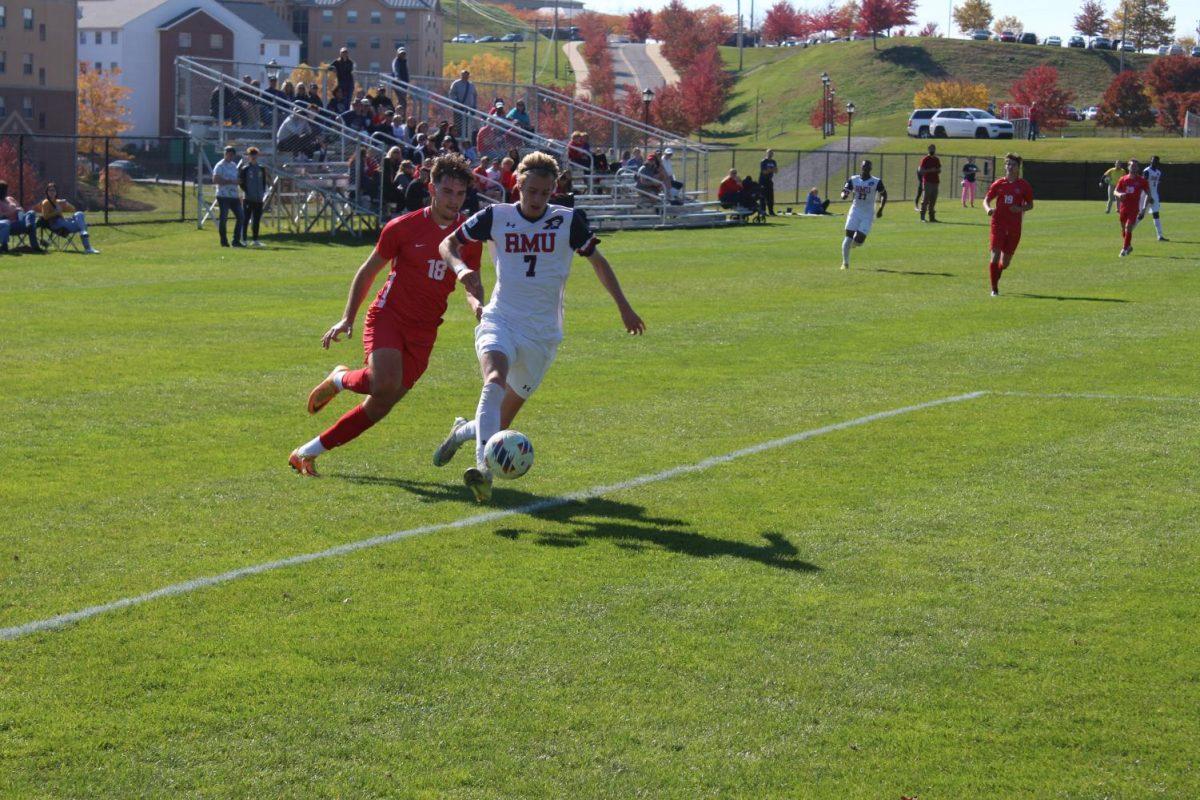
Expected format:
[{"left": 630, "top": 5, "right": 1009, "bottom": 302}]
[
  {"left": 953, "top": 0, "right": 994, "bottom": 34},
  {"left": 992, "top": 14, "right": 1023, "bottom": 35},
  {"left": 1107, "top": 0, "right": 1175, "bottom": 50}
]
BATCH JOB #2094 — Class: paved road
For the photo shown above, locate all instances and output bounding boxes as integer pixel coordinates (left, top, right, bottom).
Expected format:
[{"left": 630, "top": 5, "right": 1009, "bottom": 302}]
[{"left": 611, "top": 44, "right": 670, "bottom": 94}]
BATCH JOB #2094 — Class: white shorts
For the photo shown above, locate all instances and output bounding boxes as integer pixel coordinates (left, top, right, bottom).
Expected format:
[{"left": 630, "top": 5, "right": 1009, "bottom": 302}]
[
  {"left": 1148, "top": 194, "right": 1161, "bottom": 213},
  {"left": 475, "top": 317, "right": 558, "bottom": 399},
  {"left": 845, "top": 209, "right": 874, "bottom": 235}
]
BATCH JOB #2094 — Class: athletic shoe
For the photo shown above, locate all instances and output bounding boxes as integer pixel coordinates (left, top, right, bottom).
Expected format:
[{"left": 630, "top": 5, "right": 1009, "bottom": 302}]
[
  {"left": 1158, "top": 236, "right": 1168, "bottom": 242},
  {"left": 463, "top": 467, "right": 492, "bottom": 503},
  {"left": 83, "top": 247, "right": 101, "bottom": 254},
  {"left": 990, "top": 290, "right": 999, "bottom": 297},
  {"left": 1119, "top": 248, "right": 1129, "bottom": 257},
  {"left": 307, "top": 364, "right": 349, "bottom": 415},
  {"left": 288, "top": 449, "right": 320, "bottom": 477},
  {"left": 840, "top": 263, "right": 849, "bottom": 270},
  {"left": 251, "top": 240, "right": 264, "bottom": 248},
  {"left": 433, "top": 417, "right": 470, "bottom": 467}
]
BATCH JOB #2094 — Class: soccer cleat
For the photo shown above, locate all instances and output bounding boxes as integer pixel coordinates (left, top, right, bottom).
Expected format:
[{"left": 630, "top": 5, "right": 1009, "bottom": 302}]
[
  {"left": 1158, "top": 236, "right": 1168, "bottom": 242},
  {"left": 463, "top": 467, "right": 493, "bottom": 503},
  {"left": 990, "top": 290, "right": 999, "bottom": 297},
  {"left": 432, "top": 417, "right": 470, "bottom": 467},
  {"left": 288, "top": 449, "right": 320, "bottom": 477},
  {"left": 840, "top": 263, "right": 849, "bottom": 270},
  {"left": 1119, "top": 248, "right": 1129, "bottom": 257},
  {"left": 83, "top": 247, "right": 101, "bottom": 255},
  {"left": 307, "top": 364, "right": 350, "bottom": 415}
]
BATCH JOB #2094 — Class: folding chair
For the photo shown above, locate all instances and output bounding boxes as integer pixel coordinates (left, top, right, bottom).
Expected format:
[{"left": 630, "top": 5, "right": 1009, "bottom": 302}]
[{"left": 37, "top": 220, "right": 84, "bottom": 253}]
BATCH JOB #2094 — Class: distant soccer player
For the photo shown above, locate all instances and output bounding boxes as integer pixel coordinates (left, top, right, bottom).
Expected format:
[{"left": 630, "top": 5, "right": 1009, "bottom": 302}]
[
  {"left": 917, "top": 144, "right": 941, "bottom": 222},
  {"left": 288, "top": 154, "right": 483, "bottom": 476},
  {"left": 1100, "top": 160, "right": 1125, "bottom": 214},
  {"left": 838, "top": 159, "right": 887, "bottom": 270},
  {"left": 983, "top": 152, "right": 1034, "bottom": 296},
  {"left": 1142, "top": 155, "right": 1167, "bottom": 241},
  {"left": 435, "top": 151, "right": 645, "bottom": 503},
  {"left": 1113, "top": 158, "right": 1149, "bottom": 258}
]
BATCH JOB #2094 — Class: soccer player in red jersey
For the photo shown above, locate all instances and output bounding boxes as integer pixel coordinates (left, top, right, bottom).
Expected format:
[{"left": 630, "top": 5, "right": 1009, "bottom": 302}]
[
  {"left": 1113, "top": 158, "right": 1149, "bottom": 258},
  {"left": 983, "top": 152, "right": 1034, "bottom": 297},
  {"left": 288, "top": 154, "right": 483, "bottom": 476}
]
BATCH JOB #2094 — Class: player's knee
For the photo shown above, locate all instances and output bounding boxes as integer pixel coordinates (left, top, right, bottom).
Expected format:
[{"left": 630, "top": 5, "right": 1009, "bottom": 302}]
[
  {"left": 1152, "top": 212, "right": 1160, "bottom": 219},
  {"left": 483, "top": 369, "right": 506, "bottom": 387},
  {"left": 371, "top": 371, "right": 407, "bottom": 404}
]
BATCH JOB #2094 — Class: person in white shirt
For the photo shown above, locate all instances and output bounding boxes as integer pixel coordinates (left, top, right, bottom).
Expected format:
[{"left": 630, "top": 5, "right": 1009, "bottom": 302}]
[
  {"left": 838, "top": 159, "right": 887, "bottom": 269},
  {"left": 212, "top": 145, "right": 245, "bottom": 247},
  {"left": 435, "top": 151, "right": 645, "bottom": 502},
  {"left": 1142, "top": 155, "right": 1167, "bottom": 241},
  {"left": 660, "top": 147, "right": 683, "bottom": 204}
]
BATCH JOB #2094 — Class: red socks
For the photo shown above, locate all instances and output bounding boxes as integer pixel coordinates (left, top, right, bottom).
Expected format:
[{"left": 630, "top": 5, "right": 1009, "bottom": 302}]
[
  {"left": 319, "top": 404, "right": 377, "bottom": 449},
  {"left": 1123, "top": 229, "right": 1132, "bottom": 249},
  {"left": 341, "top": 368, "right": 372, "bottom": 394},
  {"left": 989, "top": 261, "right": 1001, "bottom": 292}
]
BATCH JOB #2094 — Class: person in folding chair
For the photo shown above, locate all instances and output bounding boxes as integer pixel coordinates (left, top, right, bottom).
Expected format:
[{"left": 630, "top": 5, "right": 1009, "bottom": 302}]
[
  {"left": 35, "top": 183, "right": 99, "bottom": 254},
  {"left": 0, "top": 181, "right": 43, "bottom": 253}
]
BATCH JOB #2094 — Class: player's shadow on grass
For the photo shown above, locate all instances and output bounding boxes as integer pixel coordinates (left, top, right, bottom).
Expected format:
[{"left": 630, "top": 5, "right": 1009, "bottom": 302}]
[
  {"left": 874, "top": 268, "right": 954, "bottom": 277},
  {"left": 1014, "top": 293, "right": 1129, "bottom": 303},
  {"left": 339, "top": 475, "right": 819, "bottom": 573},
  {"left": 258, "top": 232, "right": 370, "bottom": 249}
]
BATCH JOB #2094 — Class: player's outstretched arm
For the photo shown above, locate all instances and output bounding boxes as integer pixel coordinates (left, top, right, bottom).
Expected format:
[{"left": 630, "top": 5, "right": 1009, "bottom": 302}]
[
  {"left": 588, "top": 250, "right": 644, "bottom": 335},
  {"left": 876, "top": 187, "right": 888, "bottom": 217},
  {"left": 322, "top": 250, "right": 388, "bottom": 349},
  {"left": 441, "top": 232, "right": 486, "bottom": 322}
]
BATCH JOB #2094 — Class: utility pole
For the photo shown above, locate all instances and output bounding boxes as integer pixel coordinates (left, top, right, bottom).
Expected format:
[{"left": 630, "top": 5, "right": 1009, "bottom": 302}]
[
  {"left": 737, "top": 0, "right": 744, "bottom": 71},
  {"left": 508, "top": 42, "right": 519, "bottom": 91},
  {"left": 532, "top": 17, "right": 539, "bottom": 85},
  {"left": 553, "top": 0, "right": 560, "bottom": 80},
  {"left": 456, "top": 0, "right": 460, "bottom": 39}
]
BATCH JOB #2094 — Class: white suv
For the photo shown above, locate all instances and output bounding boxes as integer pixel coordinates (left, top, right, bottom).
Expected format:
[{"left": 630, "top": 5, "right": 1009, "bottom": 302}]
[
  {"left": 927, "top": 108, "right": 1014, "bottom": 139},
  {"left": 906, "top": 108, "right": 938, "bottom": 138}
]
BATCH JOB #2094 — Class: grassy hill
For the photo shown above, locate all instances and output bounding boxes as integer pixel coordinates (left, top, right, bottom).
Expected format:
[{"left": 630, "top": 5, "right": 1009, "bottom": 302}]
[
  {"left": 710, "top": 39, "right": 1169, "bottom": 152},
  {"left": 440, "top": 0, "right": 529, "bottom": 38}
]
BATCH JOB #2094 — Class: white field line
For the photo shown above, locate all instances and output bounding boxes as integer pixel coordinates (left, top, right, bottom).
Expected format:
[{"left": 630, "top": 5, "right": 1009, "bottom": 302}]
[
  {"left": 1, "top": 391, "right": 985, "bottom": 642},
  {"left": 994, "top": 391, "right": 1200, "bottom": 404}
]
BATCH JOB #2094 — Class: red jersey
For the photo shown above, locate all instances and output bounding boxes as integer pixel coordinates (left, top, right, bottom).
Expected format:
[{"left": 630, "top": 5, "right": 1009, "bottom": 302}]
[
  {"left": 919, "top": 154, "right": 941, "bottom": 184},
  {"left": 1115, "top": 173, "right": 1149, "bottom": 214},
  {"left": 369, "top": 207, "right": 483, "bottom": 330},
  {"left": 985, "top": 177, "right": 1034, "bottom": 228}
]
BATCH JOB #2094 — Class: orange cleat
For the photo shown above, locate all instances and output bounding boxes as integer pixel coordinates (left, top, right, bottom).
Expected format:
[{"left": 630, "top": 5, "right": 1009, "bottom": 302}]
[
  {"left": 307, "top": 365, "right": 349, "bottom": 415},
  {"left": 288, "top": 449, "right": 320, "bottom": 477}
]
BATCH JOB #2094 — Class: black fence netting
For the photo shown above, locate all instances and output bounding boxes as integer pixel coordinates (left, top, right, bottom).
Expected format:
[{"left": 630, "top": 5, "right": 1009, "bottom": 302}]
[{"left": 1024, "top": 160, "right": 1200, "bottom": 203}]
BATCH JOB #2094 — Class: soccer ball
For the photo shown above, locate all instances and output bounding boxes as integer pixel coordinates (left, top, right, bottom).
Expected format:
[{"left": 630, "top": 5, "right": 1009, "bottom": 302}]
[{"left": 485, "top": 429, "right": 534, "bottom": 480}]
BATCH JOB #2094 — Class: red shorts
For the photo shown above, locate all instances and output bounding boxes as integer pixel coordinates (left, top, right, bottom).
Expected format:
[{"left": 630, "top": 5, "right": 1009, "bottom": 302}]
[
  {"left": 361, "top": 307, "right": 436, "bottom": 390},
  {"left": 989, "top": 224, "right": 1022, "bottom": 256},
  {"left": 1119, "top": 208, "right": 1139, "bottom": 226}
]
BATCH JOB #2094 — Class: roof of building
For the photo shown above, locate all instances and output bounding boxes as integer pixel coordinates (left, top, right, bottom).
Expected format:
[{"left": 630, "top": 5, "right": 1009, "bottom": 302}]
[
  {"left": 157, "top": 6, "right": 211, "bottom": 28},
  {"left": 307, "top": 0, "right": 435, "bottom": 8},
  {"left": 218, "top": 1, "right": 300, "bottom": 40},
  {"left": 80, "top": 0, "right": 190, "bottom": 28}
]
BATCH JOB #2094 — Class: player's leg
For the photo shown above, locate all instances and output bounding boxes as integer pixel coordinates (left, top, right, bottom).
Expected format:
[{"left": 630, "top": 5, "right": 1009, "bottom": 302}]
[
  {"left": 841, "top": 228, "right": 854, "bottom": 268},
  {"left": 914, "top": 181, "right": 923, "bottom": 211},
  {"left": 461, "top": 347, "right": 510, "bottom": 502},
  {"left": 1105, "top": 185, "right": 1114, "bottom": 213},
  {"left": 926, "top": 184, "right": 939, "bottom": 222},
  {"left": 1150, "top": 199, "right": 1165, "bottom": 240},
  {"left": 1119, "top": 215, "right": 1134, "bottom": 255},
  {"left": 987, "top": 226, "right": 1005, "bottom": 295}
]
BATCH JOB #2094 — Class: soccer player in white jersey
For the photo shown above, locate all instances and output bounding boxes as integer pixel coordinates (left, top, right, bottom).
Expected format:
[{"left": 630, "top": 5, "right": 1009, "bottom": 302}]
[
  {"left": 839, "top": 159, "right": 887, "bottom": 269},
  {"left": 436, "top": 152, "right": 645, "bottom": 502},
  {"left": 1142, "top": 155, "right": 1167, "bottom": 241}
]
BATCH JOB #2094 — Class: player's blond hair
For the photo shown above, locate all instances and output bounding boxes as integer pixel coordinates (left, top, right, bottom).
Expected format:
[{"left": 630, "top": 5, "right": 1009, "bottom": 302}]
[
  {"left": 517, "top": 151, "right": 560, "bottom": 182},
  {"left": 430, "top": 153, "right": 473, "bottom": 186},
  {"left": 1004, "top": 152, "right": 1023, "bottom": 166}
]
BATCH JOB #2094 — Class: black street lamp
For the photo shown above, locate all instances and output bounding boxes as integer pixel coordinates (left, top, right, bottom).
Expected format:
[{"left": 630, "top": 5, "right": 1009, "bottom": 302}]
[
  {"left": 820, "top": 72, "right": 831, "bottom": 138},
  {"left": 845, "top": 101, "right": 856, "bottom": 178},
  {"left": 642, "top": 87, "right": 654, "bottom": 149}
]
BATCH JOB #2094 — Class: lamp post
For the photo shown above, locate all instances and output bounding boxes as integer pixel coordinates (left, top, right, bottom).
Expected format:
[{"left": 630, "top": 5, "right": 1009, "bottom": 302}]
[
  {"left": 266, "top": 59, "right": 280, "bottom": 83},
  {"left": 820, "top": 72, "right": 830, "bottom": 138},
  {"left": 642, "top": 87, "right": 654, "bottom": 149},
  {"left": 845, "top": 101, "right": 856, "bottom": 178}
]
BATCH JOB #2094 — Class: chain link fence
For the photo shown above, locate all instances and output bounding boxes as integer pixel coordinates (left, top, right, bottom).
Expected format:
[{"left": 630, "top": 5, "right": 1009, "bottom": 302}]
[{"left": 1, "top": 134, "right": 195, "bottom": 225}]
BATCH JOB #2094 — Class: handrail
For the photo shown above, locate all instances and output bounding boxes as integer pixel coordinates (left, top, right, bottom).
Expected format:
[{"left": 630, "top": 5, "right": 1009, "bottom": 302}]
[
  {"left": 531, "top": 84, "right": 709, "bottom": 150},
  {"left": 615, "top": 166, "right": 667, "bottom": 223}
]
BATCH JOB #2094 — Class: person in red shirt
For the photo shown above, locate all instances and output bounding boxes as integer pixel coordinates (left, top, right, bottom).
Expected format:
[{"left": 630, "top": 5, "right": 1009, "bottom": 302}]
[
  {"left": 718, "top": 169, "right": 744, "bottom": 209},
  {"left": 288, "top": 154, "right": 484, "bottom": 476},
  {"left": 983, "top": 152, "right": 1034, "bottom": 296},
  {"left": 1113, "top": 158, "right": 1149, "bottom": 257},
  {"left": 917, "top": 144, "right": 941, "bottom": 222}
]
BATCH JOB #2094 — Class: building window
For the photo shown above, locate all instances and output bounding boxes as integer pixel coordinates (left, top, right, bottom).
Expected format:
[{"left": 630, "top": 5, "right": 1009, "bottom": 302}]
[
  {"left": 0, "top": 52, "right": 5, "bottom": 74},
  {"left": 259, "top": 42, "right": 265, "bottom": 55},
  {"left": 109, "top": 62, "right": 116, "bottom": 72},
  {"left": 0, "top": 96, "right": 5, "bottom": 117},
  {"left": 38, "top": 21, "right": 43, "bottom": 40},
  {"left": 39, "top": 65, "right": 45, "bottom": 84},
  {"left": 321, "top": 9, "right": 332, "bottom": 21},
  {"left": 79, "top": 31, "right": 85, "bottom": 45},
  {"left": 321, "top": 34, "right": 332, "bottom": 48},
  {"left": 0, "top": 6, "right": 5, "bottom": 28},
  {"left": 94, "top": 61, "right": 101, "bottom": 71},
  {"left": 95, "top": 30, "right": 102, "bottom": 44},
  {"left": 370, "top": 10, "right": 380, "bottom": 23},
  {"left": 22, "top": 52, "right": 31, "bottom": 75},
  {"left": 210, "top": 33, "right": 223, "bottom": 49},
  {"left": 179, "top": 32, "right": 191, "bottom": 47},
  {"left": 369, "top": 36, "right": 379, "bottom": 49},
  {"left": 111, "top": 30, "right": 118, "bottom": 44},
  {"left": 38, "top": 111, "right": 44, "bottom": 128},
  {"left": 346, "top": 37, "right": 356, "bottom": 48},
  {"left": 280, "top": 43, "right": 290, "bottom": 56},
  {"left": 346, "top": 9, "right": 356, "bottom": 23},
  {"left": 369, "top": 61, "right": 379, "bottom": 71},
  {"left": 22, "top": 96, "right": 33, "bottom": 118},
  {"left": 394, "top": 11, "right": 406, "bottom": 23},
  {"left": 22, "top": 7, "right": 31, "bottom": 29}
]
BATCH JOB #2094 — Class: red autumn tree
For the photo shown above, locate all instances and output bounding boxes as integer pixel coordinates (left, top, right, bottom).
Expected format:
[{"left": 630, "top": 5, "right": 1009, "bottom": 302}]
[
  {"left": 808, "top": 99, "right": 850, "bottom": 131},
  {"left": 763, "top": 1, "right": 801, "bottom": 43},
  {"left": 1073, "top": 0, "right": 1107, "bottom": 37},
  {"left": 627, "top": 7, "right": 654, "bottom": 42},
  {"left": 917, "top": 21, "right": 940, "bottom": 36},
  {"left": 1009, "top": 65, "right": 1075, "bottom": 131},
  {"left": 1143, "top": 55, "right": 1200, "bottom": 134},
  {"left": 1097, "top": 70, "right": 1156, "bottom": 131},
  {"left": 0, "top": 138, "right": 45, "bottom": 207},
  {"left": 577, "top": 13, "right": 617, "bottom": 107},
  {"left": 858, "top": 0, "right": 917, "bottom": 48}
]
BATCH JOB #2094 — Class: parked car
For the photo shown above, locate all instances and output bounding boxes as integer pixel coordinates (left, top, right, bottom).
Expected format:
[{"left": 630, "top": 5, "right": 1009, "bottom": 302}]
[
  {"left": 106, "top": 159, "right": 142, "bottom": 177},
  {"left": 928, "top": 108, "right": 1015, "bottom": 139},
  {"left": 1068, "top": 35, "right": 1085, "bottom": 48},
  {"left": 1120, "top": 39, "right": 1136, "bottom": 51},
  {"left": 1065, "top": 105, "right": 1082, "bottom": 121},
  {"left": 1044, "top": 35, "right": 1062, "bottom": 46},
  {"left": 1166, "top": 44, "right": 1183, "bottom": 56},
  {"left": 1090, "top": 36, "right": 1112, "bottom": 49},
  {"left": 971, "top": 29, "right": 991, "bottom": 40},
  {"left": 1083, "top": 106, "right": 1099, "bottom": 120},
  {"left": 475, "top": 35, "right": 498, "bottom": 43},
  {"left": 998, "top": 31, "right": 1017, "bottom": 43},
  {"left": 1192, "top": 46, "right": 1200, "bottom": 57},
  {"left": 1019, "top": 32, "right": 1038, "bottom": 44},
  {"left": 906, "top": 108, "right": 938, "bottom": 138},
  {"left": 450, "top": 33, "right": 475, "bottom": 43},
  {"left": 500, "top": 32, "right": 524, "bottom": 42}
]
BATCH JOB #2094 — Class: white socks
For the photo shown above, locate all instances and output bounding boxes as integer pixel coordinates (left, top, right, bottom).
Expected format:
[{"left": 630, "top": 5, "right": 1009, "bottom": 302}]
[
  {"left": 297, "top": 436, "right": 327, "bottom": 458},
  {"left": 842, "top": 237, "right": 852, "bottom": 265},
  {"left": 332, "top": 371, "right": 345, "bottom": 391},
  {"left": 474, "top": 382, "right": 504, "bottom": 469},
  {"left": 1154, "top": 217, "right": 1163, "bottom": 237},
  {"left": 453, "top": 418, "right": 477, "bottom": 445}
]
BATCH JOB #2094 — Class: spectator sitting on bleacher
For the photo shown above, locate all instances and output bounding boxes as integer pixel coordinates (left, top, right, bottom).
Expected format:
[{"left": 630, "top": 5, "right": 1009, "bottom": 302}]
[
  {"left": 327, "top": 86, "right": 349, "bottom": 116},
  {"left": 394, "top": 158, "right": 416, "bottom": 195},
  {"left": 718, "top": 169, "right": 743, "bottom": 209},
  {"left": 36, "top": 182, "right": 99, "bottom": 253},
  {"left": 395, "top": 115, "right": 416, "bottom": 145},
  {"left": 593, "top": 150, "right": 609, "bottom": 174},
  {"left": 264, "top": 75, "right": 286, "bottom": 102},
  {"left": 661, "top": 148, "right": 683, "bottom": 205},
  {"left": 277, "top": 104, "right": 324, "bottom": 161},
  {"left": 804, "top": 187, "right": 831, "bottom": 215},
  {"left": 418, "top": 134, "right": 439, "bottom": 162},
  {"left": 340, "top": 99, "right": 373, "bottom": 133},
  {"left": 475, "top": 116, "right": 504, "bottom": 160},
  {"left": 506, "top": 99, "right": 533, "bottom": 132},
  {"left": 624, "top": 148, "right": 643, "bottom": 170},
  {"left": 430, "top": 120, "right": 455, "bottom": 151},
  {"left": 370, "top": 87, "right": 394, "bottom": 118},
  {"left": 550, "top": 170, "right": 575, "bottom": 208},
  {"left": 0, "top": 181, "right": 42, "bottom": 253},
  {"left": 295, "top": 83, "right": 311, "bottom": 106},
  {"left": 403, "top": 163, "right": 431, "bottom": 211},
  {"left": 499, "top": 157, "right": 519, "bottom": 202},
  {"left": 281, "top": 81, "right": 296, "bottom": 103},
  {"left": 371, "top": 110, "right": 398, "bottom": 144},
  {"left": 567, "top": 131, "right": 592, "bottom": 171},
  {"left": 349, "top": 146, "right": 381, "bottom": 203}
]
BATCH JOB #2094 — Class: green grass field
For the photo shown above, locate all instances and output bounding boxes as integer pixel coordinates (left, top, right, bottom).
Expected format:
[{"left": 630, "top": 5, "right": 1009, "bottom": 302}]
[{"left": 3, "top": 200, "right": 1200, "bottom": 797}]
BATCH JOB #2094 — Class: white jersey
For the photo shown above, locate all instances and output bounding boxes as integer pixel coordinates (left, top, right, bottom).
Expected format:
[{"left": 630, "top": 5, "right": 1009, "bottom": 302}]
[
  {"left": 1142, "top": 166, "right": 1162, "bottom": 199},
  {"left": 458, "top": 202, "right": 598, "bottom": 342},
  {"left": 844, "top": 175, "right": 885, "bottom": 215}
]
